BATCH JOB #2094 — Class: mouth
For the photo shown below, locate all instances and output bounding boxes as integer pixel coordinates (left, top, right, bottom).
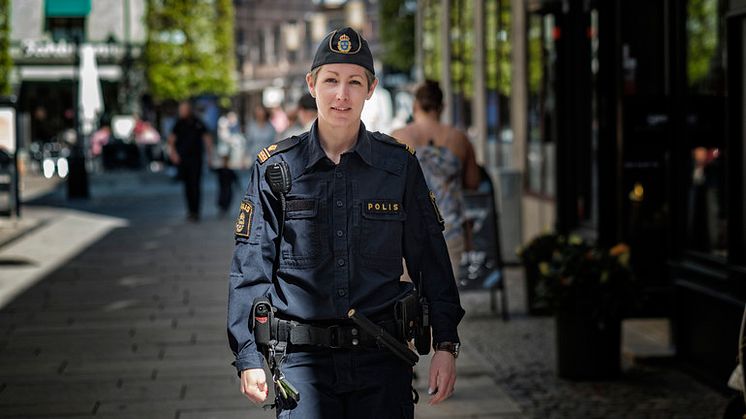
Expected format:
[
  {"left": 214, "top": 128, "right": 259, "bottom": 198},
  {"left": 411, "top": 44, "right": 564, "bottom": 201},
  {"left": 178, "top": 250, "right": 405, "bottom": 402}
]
[{"left": 331, "top": 106, "right": 351, "bottom": 112}]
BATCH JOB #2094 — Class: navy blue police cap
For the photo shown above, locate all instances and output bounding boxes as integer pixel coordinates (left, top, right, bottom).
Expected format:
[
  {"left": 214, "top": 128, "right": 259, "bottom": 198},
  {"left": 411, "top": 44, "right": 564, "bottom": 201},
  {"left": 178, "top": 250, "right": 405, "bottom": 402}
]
[{"left": 311, "top": 27, "right": 375, "bottom": 75}]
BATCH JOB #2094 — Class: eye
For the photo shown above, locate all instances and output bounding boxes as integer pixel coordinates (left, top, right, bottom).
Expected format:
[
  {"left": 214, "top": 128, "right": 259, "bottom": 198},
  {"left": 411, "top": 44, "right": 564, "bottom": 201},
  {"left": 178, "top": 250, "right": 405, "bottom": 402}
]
[
  {"left": 324, "top": 78, "right": 337, "bottom": 84},
  {"left": 350, "top": 80, "right": 362, "bottom": 86}
]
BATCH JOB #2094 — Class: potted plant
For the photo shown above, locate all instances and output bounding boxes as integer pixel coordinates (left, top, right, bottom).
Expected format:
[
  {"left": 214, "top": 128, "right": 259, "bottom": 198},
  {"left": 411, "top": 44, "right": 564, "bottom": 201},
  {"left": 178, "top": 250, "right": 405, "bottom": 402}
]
[
  {"left": 541, "top": 238, "right": 634, "bottom": 380},
  {"left": 516, "top": 232, "right": 563, "bottom": 316}
]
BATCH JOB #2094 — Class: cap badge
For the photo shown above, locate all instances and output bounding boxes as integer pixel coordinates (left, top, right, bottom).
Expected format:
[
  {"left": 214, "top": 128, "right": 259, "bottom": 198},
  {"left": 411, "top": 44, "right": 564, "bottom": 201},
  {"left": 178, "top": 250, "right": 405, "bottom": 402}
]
[{"left": 337, "top": 34, "right": 352, "bottom": 53}]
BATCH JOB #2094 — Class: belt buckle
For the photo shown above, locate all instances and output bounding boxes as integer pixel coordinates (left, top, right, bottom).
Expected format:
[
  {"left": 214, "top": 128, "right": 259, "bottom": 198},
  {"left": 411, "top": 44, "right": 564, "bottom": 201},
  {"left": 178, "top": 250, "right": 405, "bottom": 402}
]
[{"left": 328, "top": 325, "right": 342, "bottom": 349}]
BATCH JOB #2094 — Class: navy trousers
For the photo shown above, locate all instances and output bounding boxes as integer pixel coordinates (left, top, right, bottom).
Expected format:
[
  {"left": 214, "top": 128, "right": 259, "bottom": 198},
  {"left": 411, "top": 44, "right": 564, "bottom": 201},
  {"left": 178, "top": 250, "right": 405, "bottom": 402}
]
[{"left": 276, "top": 349, "right": 415, "bottom": 419}]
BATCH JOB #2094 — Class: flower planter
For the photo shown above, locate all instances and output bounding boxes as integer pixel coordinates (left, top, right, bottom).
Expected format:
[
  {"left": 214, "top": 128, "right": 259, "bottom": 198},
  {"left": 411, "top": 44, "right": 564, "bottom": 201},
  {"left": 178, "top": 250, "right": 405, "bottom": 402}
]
[
  {"left": 555, "top": 301, "right": 621, "bottom": 380},
  {"left": 524, "top": 262, "right": 553, "bottom": 316}
]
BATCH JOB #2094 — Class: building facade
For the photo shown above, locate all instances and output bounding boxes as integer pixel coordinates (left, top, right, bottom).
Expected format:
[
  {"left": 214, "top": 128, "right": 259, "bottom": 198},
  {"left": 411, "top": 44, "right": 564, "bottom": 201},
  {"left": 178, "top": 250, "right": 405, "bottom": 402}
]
[
  {"left": 233, "top": 0, "right": 379, "bottom": 125},
  {"left": 418, "top": 0, "right": 746, "bottom": 390},
  {"left": 9, "top": 0, "right": 146, "bottom": 145}
]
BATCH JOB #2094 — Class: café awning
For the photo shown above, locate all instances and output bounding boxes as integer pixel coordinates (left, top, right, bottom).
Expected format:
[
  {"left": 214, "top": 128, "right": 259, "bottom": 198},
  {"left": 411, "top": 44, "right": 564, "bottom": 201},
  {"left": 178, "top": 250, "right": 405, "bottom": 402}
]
[{"left": 45, "top": 0, "right": 91, "bottom": 17}]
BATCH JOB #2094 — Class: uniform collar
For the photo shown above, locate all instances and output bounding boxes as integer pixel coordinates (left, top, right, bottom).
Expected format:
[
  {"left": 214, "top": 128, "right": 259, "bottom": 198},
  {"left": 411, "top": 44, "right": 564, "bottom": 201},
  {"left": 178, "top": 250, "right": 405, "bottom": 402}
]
[{"left": 304, "top": 121, "right": 374, "bottom": 171}]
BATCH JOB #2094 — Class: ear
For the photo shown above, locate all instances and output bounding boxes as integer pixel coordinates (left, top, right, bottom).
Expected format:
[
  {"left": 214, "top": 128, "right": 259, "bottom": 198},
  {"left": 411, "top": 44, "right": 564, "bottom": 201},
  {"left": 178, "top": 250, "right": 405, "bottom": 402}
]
[
  {"left": 306, "top": 73, "right": 316, "bottom": 98},
  {"left": 366, "top": 78, "right": 379, "bottom": 100}
]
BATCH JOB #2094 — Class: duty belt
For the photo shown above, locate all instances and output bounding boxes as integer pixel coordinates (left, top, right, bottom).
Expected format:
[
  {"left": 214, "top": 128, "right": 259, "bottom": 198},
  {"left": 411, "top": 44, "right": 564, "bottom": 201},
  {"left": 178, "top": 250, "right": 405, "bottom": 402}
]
[{"left": 275, "top": 319, "right": 401, "bottom": 350}]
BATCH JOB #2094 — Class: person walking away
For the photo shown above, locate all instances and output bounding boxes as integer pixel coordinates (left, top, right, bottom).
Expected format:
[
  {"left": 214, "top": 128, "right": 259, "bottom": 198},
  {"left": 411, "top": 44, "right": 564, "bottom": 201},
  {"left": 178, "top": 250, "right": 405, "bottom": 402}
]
[
  {"left": 214, "top": 111, "right": 244, "bottom": 216},
  {"left": 167, "top": 101, "right": 214, "bottom": 222},
  {"left": 227, "top": 27, "right": 464, "bottom": 418},
  {"left": 245, "top": 105, "right": 276, "bottom": 161},
  {"left": 391, "top": 81, "right": 480, "bottom": 279},
  {"left": 278, "top": 93, "right": 318, "bottom": 139}
]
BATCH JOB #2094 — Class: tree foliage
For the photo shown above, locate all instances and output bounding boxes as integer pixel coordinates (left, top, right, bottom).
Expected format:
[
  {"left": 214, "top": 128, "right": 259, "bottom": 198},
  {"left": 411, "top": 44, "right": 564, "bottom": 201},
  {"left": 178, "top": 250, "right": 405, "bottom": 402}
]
[
  {"left": 144, "top": 0, "right": 236, "bottom": 101},
  {"left": 686, "top": 0, "right": 719, "bottom": 90},
  {"left": 0, "top": 0, "right": 12, "bottom": 96},
  {"left": 380, "top": 0, "right": 415, "bottom": 73}
]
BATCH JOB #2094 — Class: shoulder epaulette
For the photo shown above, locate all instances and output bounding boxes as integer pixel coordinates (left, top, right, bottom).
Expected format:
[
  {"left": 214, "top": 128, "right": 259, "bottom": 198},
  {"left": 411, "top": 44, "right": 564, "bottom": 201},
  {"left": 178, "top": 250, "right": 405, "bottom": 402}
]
[
  {"left": 372, "top": 132, "right": 416, "bottom": 156},
  {"left": 256, "top": 135, "right": 303, "bottom": 164}
]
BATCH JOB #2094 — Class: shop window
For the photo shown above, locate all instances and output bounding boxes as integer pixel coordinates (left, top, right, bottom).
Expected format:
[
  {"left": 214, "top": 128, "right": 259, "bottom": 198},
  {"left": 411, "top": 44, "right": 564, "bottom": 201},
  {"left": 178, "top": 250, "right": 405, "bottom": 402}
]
[
  {"left": 485, "top": 0, "right": 512, "bottom": 147},
  {"left": 580, "top": 8, "right": 600, "bottom": 226},
  {"left": 46, "top": 17, "right": 85, "bottom": 43},
  {"left": 258, "top": 30, "right": 266, "bottom": 64},
  {"left": 684, "top": 0, "right": 728, "bottom": 258},
  {"left": 525, "top": 13, "right": 557, "bottom": 198},
  {"left": 274, "top": 25, "right": 283, "bottom": 63}
]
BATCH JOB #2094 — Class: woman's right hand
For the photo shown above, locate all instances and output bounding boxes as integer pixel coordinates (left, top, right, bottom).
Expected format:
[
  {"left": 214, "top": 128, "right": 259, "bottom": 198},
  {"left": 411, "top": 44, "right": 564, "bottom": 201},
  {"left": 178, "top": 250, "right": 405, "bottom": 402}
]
[{"left": 240, "top": 368, "right": 269, "bottom": 404}]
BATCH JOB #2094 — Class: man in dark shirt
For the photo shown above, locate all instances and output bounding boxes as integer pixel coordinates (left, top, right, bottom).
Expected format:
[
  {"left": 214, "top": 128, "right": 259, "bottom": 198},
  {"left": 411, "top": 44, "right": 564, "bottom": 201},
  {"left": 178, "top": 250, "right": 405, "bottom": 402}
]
[
  {"left": 167, "top": 101, "right": 213, "bottom": 221},
  {"left": 227, "top": 27, "right": 464, "bottom": 418}
]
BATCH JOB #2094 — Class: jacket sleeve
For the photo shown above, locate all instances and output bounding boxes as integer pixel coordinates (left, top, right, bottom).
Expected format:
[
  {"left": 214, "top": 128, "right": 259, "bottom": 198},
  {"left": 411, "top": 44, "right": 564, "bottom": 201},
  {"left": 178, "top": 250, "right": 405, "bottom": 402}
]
[
  {"left": 402, "top": 155, "right": 465, "bottom": 345},
  {"left": 227, "top": 162, "right": 279, "bottom": 373}
]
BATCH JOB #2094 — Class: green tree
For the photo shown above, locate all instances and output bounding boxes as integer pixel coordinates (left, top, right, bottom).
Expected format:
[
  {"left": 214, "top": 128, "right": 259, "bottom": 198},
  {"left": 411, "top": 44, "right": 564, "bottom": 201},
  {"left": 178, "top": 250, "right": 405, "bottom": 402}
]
[
  {"left": 423, "top": 0, "right": 442, "bottom": 81},
  {"left": 686, "top": 0, "right": 718, "bottom": 90},
  {"left": 144, "top": 0, "right": 236, "bottom": 101},
  {"left": 0, "top": 0, "right": 12, "bottom": 96},
  {"left": 380, "top": 0, "right": 415, "bottom": 73}
]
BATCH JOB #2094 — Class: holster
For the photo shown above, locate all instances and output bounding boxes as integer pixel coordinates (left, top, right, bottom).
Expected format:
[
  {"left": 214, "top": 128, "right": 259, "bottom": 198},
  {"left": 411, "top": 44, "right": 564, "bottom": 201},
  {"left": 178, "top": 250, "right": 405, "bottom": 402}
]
[
  {"left": 395, "top": 289, "right": 431, "bottom": 355},
  {"left": 251, "top": 297, "right": 276, "bottom": 360}
]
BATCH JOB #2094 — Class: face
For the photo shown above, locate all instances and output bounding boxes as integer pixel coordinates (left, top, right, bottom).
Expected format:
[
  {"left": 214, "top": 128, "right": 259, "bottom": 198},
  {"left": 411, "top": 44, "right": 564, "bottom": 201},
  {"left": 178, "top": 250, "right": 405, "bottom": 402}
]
[
  {"left": 178, "top": 102, "right": 191, "bottom": 118},
  {"left": 253, "top": 106, "right": 266, "bottom": 121},
  {"left": 306, "top": 64, "right": 377, "bottom": 129}
]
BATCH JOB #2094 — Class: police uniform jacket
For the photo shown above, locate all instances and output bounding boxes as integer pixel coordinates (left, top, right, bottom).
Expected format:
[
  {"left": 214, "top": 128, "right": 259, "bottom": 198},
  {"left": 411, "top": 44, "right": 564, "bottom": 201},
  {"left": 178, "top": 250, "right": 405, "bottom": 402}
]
[{"left": 228, "top": 122, "right": 465, "bottom": 372}]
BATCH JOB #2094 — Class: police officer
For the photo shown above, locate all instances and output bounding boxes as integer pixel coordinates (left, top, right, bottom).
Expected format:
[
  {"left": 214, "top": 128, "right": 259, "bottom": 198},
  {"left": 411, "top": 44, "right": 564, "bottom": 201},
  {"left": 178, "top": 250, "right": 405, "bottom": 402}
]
[{"left": 227, "top": 27, "right": 464, "bottom": 418}]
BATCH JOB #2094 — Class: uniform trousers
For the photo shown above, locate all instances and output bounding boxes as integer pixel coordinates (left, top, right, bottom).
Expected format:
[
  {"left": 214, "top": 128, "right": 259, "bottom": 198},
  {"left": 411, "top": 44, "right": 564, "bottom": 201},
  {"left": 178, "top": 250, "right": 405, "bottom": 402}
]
[
  {"left": 277, "top": 348, "right": 415, "bottom": 419},
  {"left": 179, "top": 159, "right": 202, "bottom": 217}
]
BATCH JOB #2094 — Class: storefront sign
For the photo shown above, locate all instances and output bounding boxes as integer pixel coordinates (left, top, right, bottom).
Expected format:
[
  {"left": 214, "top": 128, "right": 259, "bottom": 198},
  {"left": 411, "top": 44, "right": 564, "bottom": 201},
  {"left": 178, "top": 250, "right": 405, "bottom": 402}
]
[{"left": 19, "top": 40, "right": 125, "bottom": 60}]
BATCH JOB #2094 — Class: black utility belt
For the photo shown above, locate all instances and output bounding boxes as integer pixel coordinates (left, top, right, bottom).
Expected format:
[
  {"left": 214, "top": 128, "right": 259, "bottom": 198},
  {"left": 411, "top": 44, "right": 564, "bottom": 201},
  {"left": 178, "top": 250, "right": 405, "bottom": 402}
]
[{"left": 275, "top": 319, "right": 401, "bottom": 350}]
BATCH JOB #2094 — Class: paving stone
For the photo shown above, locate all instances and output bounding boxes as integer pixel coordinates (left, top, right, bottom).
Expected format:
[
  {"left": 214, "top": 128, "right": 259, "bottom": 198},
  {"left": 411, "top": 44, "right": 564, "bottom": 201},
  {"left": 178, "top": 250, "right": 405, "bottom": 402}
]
[
  {"left": 0, "top": 171, "right": 727, "bottom": 419},
  {"left": 177, "top": 408, "right": 273, "bottom": 419},
  {"left": 0, "top": 401, "right": 96, "bottom": 417}
]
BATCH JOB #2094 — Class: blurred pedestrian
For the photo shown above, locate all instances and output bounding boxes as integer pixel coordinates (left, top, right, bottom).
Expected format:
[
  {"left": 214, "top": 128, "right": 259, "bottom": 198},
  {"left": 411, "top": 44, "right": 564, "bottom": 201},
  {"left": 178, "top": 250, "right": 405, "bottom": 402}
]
[
  {"left": 133, "top": 116, "right": 162, "bottom": 171},
  {"left": 278, "top": 93, "right": 318, "bottom": 139},
  {"left": 246, "top": 104, "right": 276, "bottom": 160},
  {"left": 391, "top": 80, "right": 480, "bottom": 279},
  {"left": 214, "top": 111, "right": 244, "bottom": 216},
  {"left": 89, "top": 117, "right": 111, "bottom": 173},
  {"left": 228, "top": 27, "right": 463, "bottom": 418},
  {"left": 167, "top": 101, "right": 214, "bottom": 222},
  {"left": 270, "top": 105, "right": 290, "bottom": 134}
]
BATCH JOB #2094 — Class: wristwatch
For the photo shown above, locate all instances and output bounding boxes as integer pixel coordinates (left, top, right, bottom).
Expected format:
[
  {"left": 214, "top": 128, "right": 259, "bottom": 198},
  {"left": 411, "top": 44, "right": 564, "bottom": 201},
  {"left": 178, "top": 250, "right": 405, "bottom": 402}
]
[{"left": 433, "top": 341, "right": 460, "bottom": 359}]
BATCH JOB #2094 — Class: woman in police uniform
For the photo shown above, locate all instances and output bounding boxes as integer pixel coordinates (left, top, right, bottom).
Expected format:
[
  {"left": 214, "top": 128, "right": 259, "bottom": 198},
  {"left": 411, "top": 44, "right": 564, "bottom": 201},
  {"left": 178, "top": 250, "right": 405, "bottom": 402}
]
[{"left": 227, "top": 27, "right": 464, "bottom": 418}]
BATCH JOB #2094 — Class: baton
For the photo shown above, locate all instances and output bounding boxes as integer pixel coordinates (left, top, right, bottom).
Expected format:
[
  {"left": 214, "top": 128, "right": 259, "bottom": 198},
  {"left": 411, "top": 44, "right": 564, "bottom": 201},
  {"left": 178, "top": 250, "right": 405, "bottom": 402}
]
[{"left": 347, "top": 308, "right": 419, "bottom": 367}]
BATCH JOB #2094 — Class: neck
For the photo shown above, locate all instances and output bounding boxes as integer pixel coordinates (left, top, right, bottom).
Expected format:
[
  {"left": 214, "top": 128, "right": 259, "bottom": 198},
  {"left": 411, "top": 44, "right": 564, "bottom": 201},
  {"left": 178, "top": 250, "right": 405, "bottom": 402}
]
[
  {"left": 413, "top": 110, "right": 440, "bottom": 124},
  {"left": 317, "top": 120, "right": 360, "bottom": 164}
]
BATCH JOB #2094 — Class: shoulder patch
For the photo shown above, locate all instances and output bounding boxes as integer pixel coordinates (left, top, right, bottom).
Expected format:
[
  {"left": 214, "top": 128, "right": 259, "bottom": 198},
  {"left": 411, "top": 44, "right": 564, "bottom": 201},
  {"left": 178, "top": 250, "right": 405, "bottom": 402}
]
[
  {"left": 372, "top": 133, "right": 416, "bottom": 156},
  {"left": 235, "top": 200, "right": 253, "bottom": 238},
  {"left": 256, "top": 135, "right": 302, "bottom": 164}
]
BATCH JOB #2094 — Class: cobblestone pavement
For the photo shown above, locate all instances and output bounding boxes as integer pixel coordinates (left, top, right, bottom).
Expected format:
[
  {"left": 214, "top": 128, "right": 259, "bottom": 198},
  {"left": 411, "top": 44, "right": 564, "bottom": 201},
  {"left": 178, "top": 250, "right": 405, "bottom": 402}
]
[
  {"left": 0, "top": 170, "right": 523, "bottom": 419},
  {"left": 459, "top": 270, "right": 731, "bottom": 419},
  {"left": 0, "top": 170, "right": 733, "bottom": 418}
]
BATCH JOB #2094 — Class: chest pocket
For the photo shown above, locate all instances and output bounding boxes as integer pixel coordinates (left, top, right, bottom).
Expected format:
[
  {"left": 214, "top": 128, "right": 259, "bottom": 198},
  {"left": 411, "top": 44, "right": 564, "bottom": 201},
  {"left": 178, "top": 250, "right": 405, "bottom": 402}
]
[
  {"left": 281, "top": 197, "right": 329, "bottom": 268},
  {"left": 360, "top": 202, "right": 407, "bottom": 261}
]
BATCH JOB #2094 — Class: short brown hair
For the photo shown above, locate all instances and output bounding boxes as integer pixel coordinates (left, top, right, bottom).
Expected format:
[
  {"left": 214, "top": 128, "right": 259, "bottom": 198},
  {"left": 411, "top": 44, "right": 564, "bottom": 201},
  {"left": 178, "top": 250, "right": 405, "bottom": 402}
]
[{"left": 414, "top": 80, "right": 444, "bottom": 114}]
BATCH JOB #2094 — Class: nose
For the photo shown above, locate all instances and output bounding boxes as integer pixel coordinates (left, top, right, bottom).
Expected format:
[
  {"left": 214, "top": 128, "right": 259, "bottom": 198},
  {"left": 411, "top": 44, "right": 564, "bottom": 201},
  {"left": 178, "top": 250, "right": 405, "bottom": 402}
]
[{"left": 335, "top": 83, "right": 349, "bottom": 101}]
